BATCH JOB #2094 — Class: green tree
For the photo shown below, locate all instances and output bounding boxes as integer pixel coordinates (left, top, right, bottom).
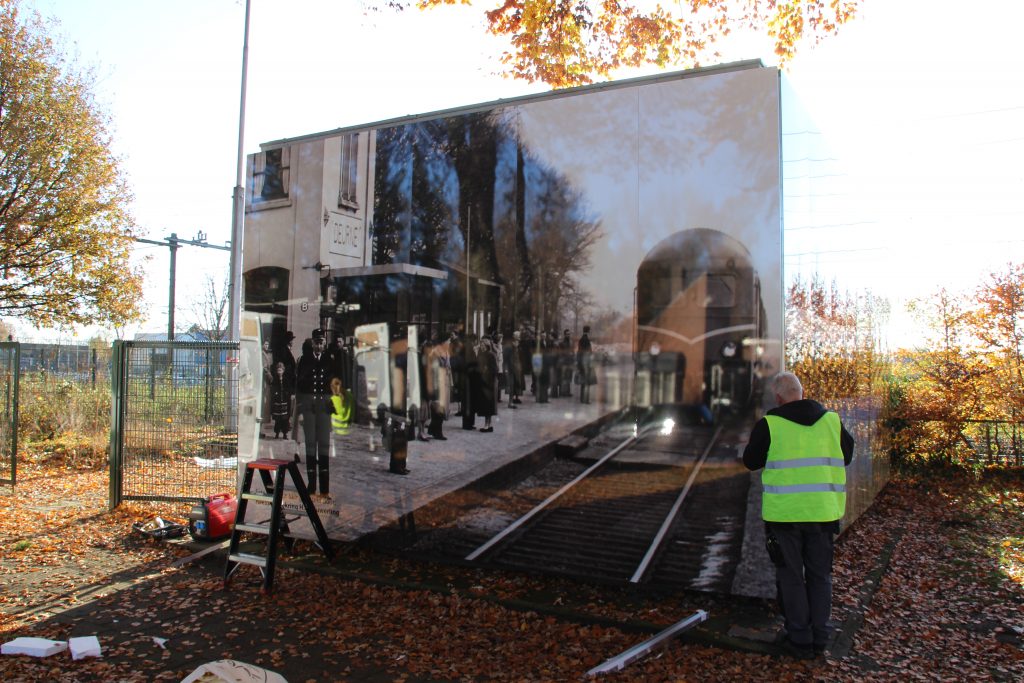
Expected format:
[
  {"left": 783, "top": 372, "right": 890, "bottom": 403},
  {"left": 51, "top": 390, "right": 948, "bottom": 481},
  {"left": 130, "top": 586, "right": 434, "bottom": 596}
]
[
  {"left": 398, "top": 0, "right": 860, "bottom": 87},
  {"left": 0, "top": 0, "right": 142, "bottom": 329}
]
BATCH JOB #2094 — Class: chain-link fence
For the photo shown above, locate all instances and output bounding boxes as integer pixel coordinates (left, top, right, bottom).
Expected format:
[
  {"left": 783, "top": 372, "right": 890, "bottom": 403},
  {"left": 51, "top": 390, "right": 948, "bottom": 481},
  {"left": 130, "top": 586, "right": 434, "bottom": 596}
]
[
  {"left": 0, "top": 343, "right": 19, "bottom": 487},
  {"left": 109, "top": 340, "right": 239, "bottom": 508}
]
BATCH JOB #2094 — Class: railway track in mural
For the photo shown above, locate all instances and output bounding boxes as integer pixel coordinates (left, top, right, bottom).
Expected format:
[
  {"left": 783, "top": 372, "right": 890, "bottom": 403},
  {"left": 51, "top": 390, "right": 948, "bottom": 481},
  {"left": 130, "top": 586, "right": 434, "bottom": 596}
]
[{"left": 450, "top": 416, "right": 752, "bottom": 593}]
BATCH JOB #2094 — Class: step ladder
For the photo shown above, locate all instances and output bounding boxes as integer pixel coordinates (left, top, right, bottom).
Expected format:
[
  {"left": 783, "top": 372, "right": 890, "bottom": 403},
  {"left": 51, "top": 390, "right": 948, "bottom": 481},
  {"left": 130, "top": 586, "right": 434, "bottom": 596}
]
[{"left": 224, "top": 457, "right": 334, "bottom": 593}]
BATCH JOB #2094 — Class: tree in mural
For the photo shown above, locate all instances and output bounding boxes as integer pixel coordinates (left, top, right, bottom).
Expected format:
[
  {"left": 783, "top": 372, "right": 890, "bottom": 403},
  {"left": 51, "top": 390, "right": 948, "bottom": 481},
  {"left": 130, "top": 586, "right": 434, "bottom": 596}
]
[
  {"left": 373, "top": 108, "right": 603, "bottom": 335},
  {"left": 387, "top": 0, "right": 860, "bottom": 87},
  {"left": 785, "top": 275, "right": 886, "bottom": 403},
  {"left": 372, "top": 126, "right": 412, "bottom": 264},
  {"left": 410, "top": 120, "right": 457, "bottom": 266},
  {"left": 522, "top": 162, "right": 602, "bottom": 332},
  {"left": 446, "top": 113, "right": 502, "bottom": 287}
]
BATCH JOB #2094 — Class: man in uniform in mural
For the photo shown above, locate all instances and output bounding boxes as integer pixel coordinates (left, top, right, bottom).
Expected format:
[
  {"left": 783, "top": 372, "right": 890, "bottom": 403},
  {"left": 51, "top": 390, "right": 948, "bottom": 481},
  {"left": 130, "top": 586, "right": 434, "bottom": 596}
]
[
  {"left": 576, "top": 325, "right": 594, "bottom": 404},
  {"left": 296, "top": 329, "right": 335, "bottom": 498},
  {"left": 558, "top": 329, "right": 574, "bottom": 397},
  {"left": 742, "top": 371, "right": 854, "bottom": 659},
  {"left": 261, "top": 340, "right": 274, "bottom": 437}
]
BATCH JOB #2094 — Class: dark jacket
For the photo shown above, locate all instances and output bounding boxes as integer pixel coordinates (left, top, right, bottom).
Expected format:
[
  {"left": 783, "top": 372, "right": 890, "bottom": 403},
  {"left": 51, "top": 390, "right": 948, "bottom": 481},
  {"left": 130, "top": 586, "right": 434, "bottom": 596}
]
[
  {"left": 295, "top": 350, "right": 334, "bottom": 405},
  {"left": 742, "top": 399, "right": 855, "bottom": 472}
]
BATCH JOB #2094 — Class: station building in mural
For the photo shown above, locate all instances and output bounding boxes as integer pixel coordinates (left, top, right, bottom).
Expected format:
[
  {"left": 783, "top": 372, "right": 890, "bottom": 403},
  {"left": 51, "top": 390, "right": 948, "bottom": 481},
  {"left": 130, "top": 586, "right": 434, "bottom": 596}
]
[{"left": 238, "top": 60, "right": 888, "bottom": 597}]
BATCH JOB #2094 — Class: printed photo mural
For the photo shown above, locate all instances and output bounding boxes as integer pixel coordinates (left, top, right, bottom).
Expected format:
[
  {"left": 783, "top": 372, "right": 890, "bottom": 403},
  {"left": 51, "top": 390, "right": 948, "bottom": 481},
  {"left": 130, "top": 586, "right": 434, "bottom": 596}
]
[{"left": 236, "top": 63, "right": 865, "bottom": 599}]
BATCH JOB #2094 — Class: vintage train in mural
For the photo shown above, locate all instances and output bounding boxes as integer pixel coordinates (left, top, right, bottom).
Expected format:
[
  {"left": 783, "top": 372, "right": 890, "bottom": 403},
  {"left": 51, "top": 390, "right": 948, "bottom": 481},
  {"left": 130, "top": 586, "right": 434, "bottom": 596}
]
[{"left": 633, "top": 228, "right": 767, "bottom": 420}]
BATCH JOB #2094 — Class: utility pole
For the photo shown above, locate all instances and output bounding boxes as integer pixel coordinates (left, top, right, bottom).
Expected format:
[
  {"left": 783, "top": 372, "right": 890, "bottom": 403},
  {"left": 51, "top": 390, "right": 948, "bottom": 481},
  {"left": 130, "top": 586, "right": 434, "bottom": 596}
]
[
  {"left": 135, "top": 232, "right": 231, "bottom": 340},
  {"left": 228, "top": 0, "right": 252, "bottom": 342}
]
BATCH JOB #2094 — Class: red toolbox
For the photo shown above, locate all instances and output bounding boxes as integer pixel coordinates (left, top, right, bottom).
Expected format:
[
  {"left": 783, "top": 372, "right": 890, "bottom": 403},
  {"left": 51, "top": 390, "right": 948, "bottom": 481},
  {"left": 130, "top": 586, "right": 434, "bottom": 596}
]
[{"left": 188, "top": 492, "right": 237, "bottom": 541}]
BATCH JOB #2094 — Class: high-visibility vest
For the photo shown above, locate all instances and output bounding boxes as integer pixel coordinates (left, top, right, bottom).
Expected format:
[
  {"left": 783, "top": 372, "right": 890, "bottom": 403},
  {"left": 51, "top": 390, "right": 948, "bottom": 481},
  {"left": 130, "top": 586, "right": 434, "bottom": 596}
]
[
  {"left": 762, "top": 412, "right": 846, "bottom": 522},
  {"left": 330, "top": 390, "right": 354, "bottom": 436}
]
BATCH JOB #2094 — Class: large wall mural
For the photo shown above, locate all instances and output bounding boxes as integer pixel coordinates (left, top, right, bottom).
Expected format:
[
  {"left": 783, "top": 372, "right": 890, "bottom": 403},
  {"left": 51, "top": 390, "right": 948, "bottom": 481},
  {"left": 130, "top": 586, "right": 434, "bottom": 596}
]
[{"left": 237, "top": 63, "right": 883, "bottom": 598}]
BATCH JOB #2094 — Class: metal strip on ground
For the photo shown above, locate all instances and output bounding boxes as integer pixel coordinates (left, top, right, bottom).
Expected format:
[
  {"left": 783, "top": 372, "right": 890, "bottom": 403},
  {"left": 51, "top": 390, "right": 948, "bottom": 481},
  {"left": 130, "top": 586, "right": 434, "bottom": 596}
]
[{"left": 587, "top": 610, "right": 709, "bottom": 676}]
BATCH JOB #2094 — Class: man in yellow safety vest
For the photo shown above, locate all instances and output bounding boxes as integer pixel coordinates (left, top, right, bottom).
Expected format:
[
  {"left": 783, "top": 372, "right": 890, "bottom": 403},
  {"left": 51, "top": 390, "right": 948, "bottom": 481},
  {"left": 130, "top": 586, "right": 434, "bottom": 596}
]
[{"left": 743, "top": 371, "right": 854, "bottom": 659}]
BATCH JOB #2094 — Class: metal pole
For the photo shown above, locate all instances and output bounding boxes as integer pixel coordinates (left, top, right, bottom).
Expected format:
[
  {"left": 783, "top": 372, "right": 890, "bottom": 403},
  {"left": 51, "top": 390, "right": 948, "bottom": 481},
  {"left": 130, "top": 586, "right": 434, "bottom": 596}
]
[
  {"left": 586, "top": 610, "right": 708, "bottom": 676},
  {"left": 465, "top": 206, "right": 471, "bottom": 335},
  {"left": 227, "top": 0, "right": 251, "bottom": 342},
  {"left": 168, "top": 233, "right": 178, "bottom": 340}
]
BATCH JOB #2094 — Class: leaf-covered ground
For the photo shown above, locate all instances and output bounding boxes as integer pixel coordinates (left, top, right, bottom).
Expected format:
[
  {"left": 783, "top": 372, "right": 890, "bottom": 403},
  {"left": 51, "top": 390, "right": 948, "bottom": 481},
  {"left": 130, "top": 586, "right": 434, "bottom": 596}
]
[{"left": 1, "top": 459, "right": 1022, "bottom": 682}]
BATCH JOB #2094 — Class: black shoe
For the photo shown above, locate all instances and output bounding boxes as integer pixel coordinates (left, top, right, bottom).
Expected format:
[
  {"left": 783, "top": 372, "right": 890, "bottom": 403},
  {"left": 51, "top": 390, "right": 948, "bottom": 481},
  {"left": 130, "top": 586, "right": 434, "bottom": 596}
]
[
  {"left": 462, "top": 426, "right": 476, "bottom": 431},
  {"left": 513, "top": 398, "right": 522, "bottom": 404},
  {"left": 813, "top": 644, "right": 827, "bottom": 657},
  {"left": 433, "top": 435, "right": 447, "bottom": 440},
  {"left": 417, "top": 435, "right": 431, "bottom": 442},
  {"left": 390, "top": 468, "right": 410, "bottom": 475},
  {"left": 480, "top": 427, "right": 493, "bottom": 433},
  {"left": 779, "top": 637, "right": 814, "bottom": 660}
]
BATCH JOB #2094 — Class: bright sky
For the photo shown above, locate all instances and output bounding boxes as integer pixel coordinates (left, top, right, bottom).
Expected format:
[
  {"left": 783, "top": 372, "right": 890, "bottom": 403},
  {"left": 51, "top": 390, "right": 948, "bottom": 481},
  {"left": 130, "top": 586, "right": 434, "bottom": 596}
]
[{"left": 14, "top": 0, "right": 1024, "bottom": 345}]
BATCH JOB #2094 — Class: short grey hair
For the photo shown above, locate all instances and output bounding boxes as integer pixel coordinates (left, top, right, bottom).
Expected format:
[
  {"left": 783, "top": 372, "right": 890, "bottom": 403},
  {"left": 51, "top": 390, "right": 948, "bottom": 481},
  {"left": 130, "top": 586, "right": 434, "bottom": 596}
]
[{"left": 773, "top": 371, "right": 803, "bottom": 404}]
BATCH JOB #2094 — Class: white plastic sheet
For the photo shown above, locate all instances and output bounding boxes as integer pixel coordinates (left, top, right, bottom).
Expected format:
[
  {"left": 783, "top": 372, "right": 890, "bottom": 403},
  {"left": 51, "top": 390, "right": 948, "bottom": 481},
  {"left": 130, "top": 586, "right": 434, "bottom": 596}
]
[{"left": 180, "top": 659, "right": 288, "bottom": 683}]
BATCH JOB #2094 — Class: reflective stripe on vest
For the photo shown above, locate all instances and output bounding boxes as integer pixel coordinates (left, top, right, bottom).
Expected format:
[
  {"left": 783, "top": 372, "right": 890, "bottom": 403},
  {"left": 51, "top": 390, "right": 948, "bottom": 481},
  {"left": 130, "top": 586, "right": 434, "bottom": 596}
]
[{"left": 762, "top": 412, "right": 846, "bottom": 523}]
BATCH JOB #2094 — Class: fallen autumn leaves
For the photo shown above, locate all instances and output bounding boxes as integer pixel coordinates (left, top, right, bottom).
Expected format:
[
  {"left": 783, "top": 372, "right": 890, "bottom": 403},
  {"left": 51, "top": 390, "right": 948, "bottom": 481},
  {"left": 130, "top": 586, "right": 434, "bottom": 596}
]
[{"left": 1, "top": 458, "right": 1022, "bottom": 682}]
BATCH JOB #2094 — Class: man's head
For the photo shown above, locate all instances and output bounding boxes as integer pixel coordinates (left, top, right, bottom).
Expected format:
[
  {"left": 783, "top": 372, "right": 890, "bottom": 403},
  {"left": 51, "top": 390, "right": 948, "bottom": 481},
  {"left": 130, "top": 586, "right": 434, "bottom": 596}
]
[
  {"left": 311, "top": 329, "right": 326, "bottom": 352},
  {"left": 773, "top": 371, "right": 803, "bottom": 406}
]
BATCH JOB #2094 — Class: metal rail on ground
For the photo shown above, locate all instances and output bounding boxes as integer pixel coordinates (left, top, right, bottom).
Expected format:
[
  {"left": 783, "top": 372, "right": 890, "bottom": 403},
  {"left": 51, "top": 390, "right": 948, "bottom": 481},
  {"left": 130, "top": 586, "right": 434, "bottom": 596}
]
[
  {"left": 465, "top": 422, "right": 662, "bottom": 562},
  {"left": 586, "top": 610, "right": 709, "bottom": 676},
  {"left": 629, "top": 424, "right": 723, "bottom": 583}
]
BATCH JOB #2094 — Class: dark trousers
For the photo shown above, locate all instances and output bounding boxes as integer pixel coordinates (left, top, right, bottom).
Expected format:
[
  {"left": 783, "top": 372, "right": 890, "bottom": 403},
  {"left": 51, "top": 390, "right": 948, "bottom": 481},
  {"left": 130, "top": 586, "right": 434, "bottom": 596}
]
[
  {"left": 767, "top": 521, "right": 835, "bottom": 648},
  {"left": 299, "top": 399, "right": 332, "bottom": 494}
]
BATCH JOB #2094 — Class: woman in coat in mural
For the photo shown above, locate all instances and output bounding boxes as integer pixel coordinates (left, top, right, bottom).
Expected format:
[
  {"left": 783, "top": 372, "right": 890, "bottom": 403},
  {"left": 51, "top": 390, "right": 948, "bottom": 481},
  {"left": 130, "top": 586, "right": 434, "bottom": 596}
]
[
  {"left": 503, "top": 331, "right": 522, "bottom": 408},
  {"left": 425, "top": 333, "right": 451, "bottom": 440},
  {"left": 475, "top": 331, "right": 499, "bottom": 432},
  {"left": 449, "top": 325, "right": 465, "bottom": 417},
  {"left": 461, "top": 332, "right": 479, "bottom": 430}
]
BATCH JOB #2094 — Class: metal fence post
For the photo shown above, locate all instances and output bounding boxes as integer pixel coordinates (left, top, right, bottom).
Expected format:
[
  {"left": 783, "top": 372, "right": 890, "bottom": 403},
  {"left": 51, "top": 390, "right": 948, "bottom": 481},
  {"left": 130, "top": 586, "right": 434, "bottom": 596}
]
[
  {"left": 0, "top": 342, "right": 21, "bottom": 488},
  {"left": 108, "top": 340, "right": 126, "bottom": 510},
  {"left": 11, "top": 343, "right": 19, "bottom": 487}
]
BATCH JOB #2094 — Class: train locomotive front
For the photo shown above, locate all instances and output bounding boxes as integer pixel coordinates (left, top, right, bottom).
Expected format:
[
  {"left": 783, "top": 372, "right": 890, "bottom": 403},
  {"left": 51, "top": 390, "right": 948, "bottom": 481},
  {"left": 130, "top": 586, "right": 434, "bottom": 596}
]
[{"left": 634, "top": 228, "right": 766, "bottom": 422}]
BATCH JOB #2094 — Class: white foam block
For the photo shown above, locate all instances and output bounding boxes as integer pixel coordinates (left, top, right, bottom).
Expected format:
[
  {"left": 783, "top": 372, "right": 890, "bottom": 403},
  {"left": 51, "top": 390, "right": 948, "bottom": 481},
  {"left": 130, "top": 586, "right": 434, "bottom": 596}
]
[
  {"left": 69, "top": 636, "right": 102, "bottom": 660},
  {"left": 1, "top": 637, "right": 68, "bottom": 657}
]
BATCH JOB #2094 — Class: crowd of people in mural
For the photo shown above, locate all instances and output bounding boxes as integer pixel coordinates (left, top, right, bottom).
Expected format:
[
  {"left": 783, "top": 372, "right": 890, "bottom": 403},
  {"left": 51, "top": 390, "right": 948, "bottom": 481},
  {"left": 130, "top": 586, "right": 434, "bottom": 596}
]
[{"left": 261, "top": 323, "right": 599, "bottom": 483}]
